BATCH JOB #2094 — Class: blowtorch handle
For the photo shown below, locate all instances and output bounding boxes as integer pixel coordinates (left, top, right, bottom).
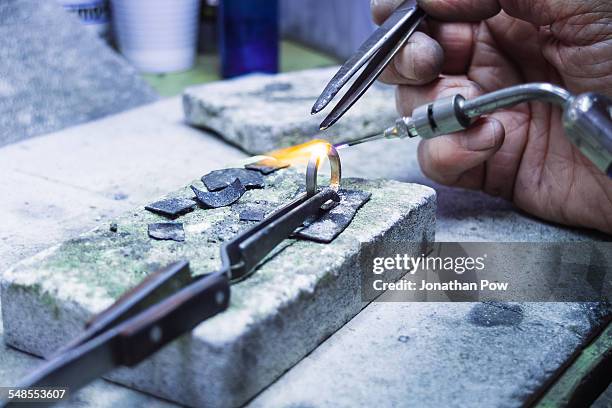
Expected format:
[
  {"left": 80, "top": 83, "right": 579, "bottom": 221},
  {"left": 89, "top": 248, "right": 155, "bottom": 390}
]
[
  {"left": 562, "top": 93, "right": 612, "bottom": 178},
  {"left": 391, "top": 88, "right": 612, "bottom": 178}
]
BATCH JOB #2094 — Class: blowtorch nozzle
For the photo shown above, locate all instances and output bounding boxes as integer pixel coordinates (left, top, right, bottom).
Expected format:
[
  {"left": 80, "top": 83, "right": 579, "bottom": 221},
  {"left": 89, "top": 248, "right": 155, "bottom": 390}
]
[
  {"left": 334, "top": 120, "right": 415, "bottom": 150},
  {"left": 334, "top": 132, "right": 383, "bottom": 149}
]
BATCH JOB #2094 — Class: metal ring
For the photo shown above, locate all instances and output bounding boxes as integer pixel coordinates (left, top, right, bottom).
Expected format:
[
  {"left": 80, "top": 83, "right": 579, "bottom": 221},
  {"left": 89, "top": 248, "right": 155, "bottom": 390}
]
[{"left": 306, "top": 143, "right": 341, "bottom": 196}]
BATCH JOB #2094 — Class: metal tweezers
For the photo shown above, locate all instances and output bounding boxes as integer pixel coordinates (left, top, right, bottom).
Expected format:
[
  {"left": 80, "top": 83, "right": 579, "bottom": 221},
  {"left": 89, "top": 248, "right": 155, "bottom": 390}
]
[
  {"left": 4, "top": 165, "right": 341, "bottom": 407},
  {"left": 312, "top": 0, "right": 426, "bottom": 130}
]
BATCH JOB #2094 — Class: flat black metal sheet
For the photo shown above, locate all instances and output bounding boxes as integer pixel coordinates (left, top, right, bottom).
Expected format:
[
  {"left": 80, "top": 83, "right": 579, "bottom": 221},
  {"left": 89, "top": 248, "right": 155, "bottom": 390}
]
[
  {"left": 245, "top": 158, "right": 290, "bottom": 175},
  {"left": 192, "top": 178, "right": 246, "bottom": 208},
  {"left": 148, "top": 223, "right": 185, "bottom": 242},
  {"left": 202, "top": 168, "right": 264, "bottom": 191},
  {"left": 239, "top": 209, "right": 266, "bottom": 222},
  {"left": 145, "top": 198, "right": 196, "bottom": 218},
  {"left": 294, "top": 189, "right": 371, "bottom": 243}
]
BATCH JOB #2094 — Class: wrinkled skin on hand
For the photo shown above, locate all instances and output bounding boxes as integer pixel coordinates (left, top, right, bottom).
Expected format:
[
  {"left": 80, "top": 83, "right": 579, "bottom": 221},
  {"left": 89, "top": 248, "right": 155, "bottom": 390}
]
[{"left": 371, "top": 0, "right": 612, "bottom": 234}]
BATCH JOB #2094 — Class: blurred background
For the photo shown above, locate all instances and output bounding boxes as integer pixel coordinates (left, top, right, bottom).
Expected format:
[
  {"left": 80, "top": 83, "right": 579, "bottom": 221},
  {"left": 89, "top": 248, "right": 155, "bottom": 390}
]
[{"left": 59, "top": 0, "right": 376, "bottom": 96}]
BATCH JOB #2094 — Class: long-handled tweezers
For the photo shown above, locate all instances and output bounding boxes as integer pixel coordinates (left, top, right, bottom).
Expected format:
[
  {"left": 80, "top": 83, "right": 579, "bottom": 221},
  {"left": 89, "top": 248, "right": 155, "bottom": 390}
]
[
  {"left": 312, "top": 0, "right": 426, "bottom": 130},
  {"left": 3, "top": 153, "right": 342, "bottom": 407}
]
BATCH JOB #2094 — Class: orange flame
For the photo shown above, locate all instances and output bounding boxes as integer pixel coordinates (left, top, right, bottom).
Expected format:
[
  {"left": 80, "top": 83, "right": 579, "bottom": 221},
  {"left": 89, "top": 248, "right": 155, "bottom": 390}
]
[{"left": 265, "top": 139, "right": 331, "bottom": 167}]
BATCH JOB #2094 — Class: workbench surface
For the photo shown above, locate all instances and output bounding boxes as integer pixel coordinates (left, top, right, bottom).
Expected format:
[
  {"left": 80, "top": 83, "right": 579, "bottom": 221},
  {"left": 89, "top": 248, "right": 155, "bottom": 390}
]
[{"left": 1, "top": 96, "right": 610, "bottom": 407}]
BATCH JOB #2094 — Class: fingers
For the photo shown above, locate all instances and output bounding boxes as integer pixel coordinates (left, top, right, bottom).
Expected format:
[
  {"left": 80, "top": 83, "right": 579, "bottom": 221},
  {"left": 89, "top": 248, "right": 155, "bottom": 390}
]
[
  {"left": 395, "top": 76, "right": 483, "bottom": 116},
  {"left": 378, "top": 32, "right": 444, "bottom": 85},
  {"left": 418, "top": 118, "right": 505, "bottom": 188},
  {"left": 396, "top": 77, "right": 508, "bottom": 191},
  {"left": 369, "top": 0, "right": 445, "bottom": 85},
  {"left": 428, "top": 21, "right": 475, "bottom": 74},
  {"left": 417, "top": 0, "right": 501, "bottom": 22},
  {"left": 371, "top": 1, "right": 494, "bottom": 84},
  {"left": 371, "top": 0, "right": 404, "bottom": 25},
  {"left": 371, "top": 0, "right": 500, "bottom": 24},
  {"left": 497, "top": 0, "right": 583, "bottom": 27},
  {"left": 372, "top": 0, "right": 584, "bottom": 33},
  {"left": 417, "top": 0, "right": 586, "bottom": 29}
]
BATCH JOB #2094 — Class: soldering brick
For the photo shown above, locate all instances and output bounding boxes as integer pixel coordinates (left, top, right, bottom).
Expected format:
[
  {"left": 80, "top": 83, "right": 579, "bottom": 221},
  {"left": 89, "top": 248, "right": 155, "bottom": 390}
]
[
  {"left": 1, "top": 169, "right": 435, "bottom": 407},
  {"left": 182, "top": 67, "right": 397, "bottom": 154}
]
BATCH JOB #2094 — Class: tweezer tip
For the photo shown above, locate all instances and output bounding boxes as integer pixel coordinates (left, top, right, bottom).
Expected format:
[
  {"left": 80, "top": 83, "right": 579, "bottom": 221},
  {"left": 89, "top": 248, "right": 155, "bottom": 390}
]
[
  {"left": 319, "top": 113, "right": 339, "bottom": 130},
  {"left": 311, "top": 97, "right": 328, "bottom": 115}
]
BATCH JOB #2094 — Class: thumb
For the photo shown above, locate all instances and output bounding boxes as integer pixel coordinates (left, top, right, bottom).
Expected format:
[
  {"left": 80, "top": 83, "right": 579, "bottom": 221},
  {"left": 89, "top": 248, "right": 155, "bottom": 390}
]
[{"left": 417, "top": 118, "right": 505, "bottom": 189}]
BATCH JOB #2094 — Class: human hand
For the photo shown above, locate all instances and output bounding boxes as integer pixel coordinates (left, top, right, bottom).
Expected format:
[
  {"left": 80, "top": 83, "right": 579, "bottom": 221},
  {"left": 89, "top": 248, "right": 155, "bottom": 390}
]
[{"left": 371, "top": 0, "right": 612, "bottom": 234}]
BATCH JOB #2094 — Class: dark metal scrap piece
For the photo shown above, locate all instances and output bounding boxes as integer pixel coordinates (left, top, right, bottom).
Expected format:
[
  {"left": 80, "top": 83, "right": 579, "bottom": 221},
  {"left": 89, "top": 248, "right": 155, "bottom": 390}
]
[
  {"left": 294, "top": 189, "right": 371, "bottom": 243},
  {"left": 192, "top": 178, "right": 246, "bottom": 209},
  {"left": 145, "top": 198, "right": 196, "bottom": 218},
  {"left": 240, "top": 209, "right": 266, "bottom": 222},
  {"left": 202, "top": 168, "right": 264, "bottom": 191},
  {"left": 244, "top": 158, "right": 290, "bottom": 175},
  {"left": 148, "top": 223, "right": 185, "bottom": 242}
]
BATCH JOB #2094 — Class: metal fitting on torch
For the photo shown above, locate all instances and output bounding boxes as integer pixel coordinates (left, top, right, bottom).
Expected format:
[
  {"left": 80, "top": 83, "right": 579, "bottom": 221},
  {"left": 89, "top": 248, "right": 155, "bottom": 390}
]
[{"left": 383, "top": 95, "right": 472, "bottom": 140}]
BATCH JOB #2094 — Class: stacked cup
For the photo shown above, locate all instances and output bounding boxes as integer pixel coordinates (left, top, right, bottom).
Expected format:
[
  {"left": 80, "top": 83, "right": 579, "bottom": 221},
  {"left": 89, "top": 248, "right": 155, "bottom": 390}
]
[{"left": 111, "top": 0, "right": 201, "bottom": 73}]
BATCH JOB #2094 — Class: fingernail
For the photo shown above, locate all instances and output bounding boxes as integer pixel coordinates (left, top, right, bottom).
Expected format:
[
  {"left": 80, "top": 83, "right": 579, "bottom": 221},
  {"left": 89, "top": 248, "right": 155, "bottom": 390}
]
[{"left": 465, "top": 121, "right": 501, "bottom": 151}]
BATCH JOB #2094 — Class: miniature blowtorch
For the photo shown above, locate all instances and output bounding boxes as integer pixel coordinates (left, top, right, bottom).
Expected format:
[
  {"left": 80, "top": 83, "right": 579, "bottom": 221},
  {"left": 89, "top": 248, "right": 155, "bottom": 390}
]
[
  {"left": 337, "top": 83, "right": 612, "bottom": 178},
  {"left": 312, "top": 0, "right": 612, "bottom": 178}
]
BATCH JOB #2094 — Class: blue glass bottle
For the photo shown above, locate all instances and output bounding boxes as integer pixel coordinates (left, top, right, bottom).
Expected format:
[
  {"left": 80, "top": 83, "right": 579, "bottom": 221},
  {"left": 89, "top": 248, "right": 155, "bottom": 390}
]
[{"left": 219, "top": 0, "right": 279, "bottom": 78}]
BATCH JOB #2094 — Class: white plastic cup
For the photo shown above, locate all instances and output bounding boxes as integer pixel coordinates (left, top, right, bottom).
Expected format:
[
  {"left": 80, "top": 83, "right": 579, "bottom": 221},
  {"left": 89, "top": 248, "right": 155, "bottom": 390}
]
[{"left": 110, "top": 0, "right": 201, "bottom": 73}]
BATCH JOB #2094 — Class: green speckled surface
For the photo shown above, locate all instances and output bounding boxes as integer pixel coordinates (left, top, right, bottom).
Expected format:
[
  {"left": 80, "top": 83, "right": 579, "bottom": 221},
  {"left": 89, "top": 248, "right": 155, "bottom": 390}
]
[
  {"left": 3, "top": 167, "right": 434, "bottom": 324},
  {"left": 4, "top": 169, "right": 306, "bottom": 305}
]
